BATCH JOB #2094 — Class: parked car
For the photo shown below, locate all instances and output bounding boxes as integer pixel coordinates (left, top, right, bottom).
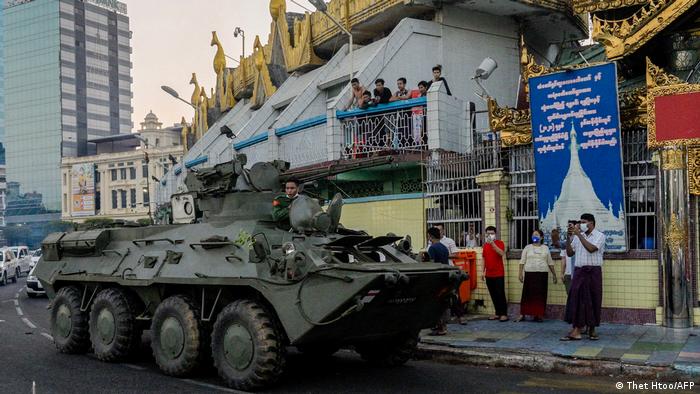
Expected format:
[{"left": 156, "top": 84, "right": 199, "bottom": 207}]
[
  {"left": 30, "top": 249, "right": 42, "bottom": 269},
  {"left": 0, "top": 248, "right": 18, "bottom": 285},
  {"left": 10, "top": 246, "right": 32, "bottom": 276},
  {"left": 25, "top": 266, "right": 45, "bottom": 298}
]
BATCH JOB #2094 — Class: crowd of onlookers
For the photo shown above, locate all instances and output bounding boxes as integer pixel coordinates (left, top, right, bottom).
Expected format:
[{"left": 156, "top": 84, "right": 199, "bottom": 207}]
[
  {"left": 423, "top": 213, "right": 606, "bottom": 342},
  {"left": 348, "top": 65, "right": 452, "bottom": 110}
]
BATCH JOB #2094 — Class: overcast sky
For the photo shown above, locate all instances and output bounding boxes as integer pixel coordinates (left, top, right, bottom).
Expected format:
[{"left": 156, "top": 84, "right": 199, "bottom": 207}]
[{"left": 124, "top": 0, "right": 308, "bottom": 129}]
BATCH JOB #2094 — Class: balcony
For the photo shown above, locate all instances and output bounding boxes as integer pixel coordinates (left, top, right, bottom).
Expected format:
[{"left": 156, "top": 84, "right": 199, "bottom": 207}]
[{"left": 337, "top": 98, "right": 427, "bottom": 159}]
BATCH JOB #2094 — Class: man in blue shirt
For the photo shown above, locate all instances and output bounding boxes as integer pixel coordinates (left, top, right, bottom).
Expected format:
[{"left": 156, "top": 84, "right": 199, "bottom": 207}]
[{"left": 427, "top": 227, "right": 449, "bottom": 264}]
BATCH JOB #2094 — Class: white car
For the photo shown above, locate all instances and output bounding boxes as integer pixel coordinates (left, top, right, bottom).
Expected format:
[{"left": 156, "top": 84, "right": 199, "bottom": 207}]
[
  {"left": 10, "top": 246, "right": 32, "bottom": 276},
  {"left": 0, "top": 248, "right": 18, "bottom": 285},
  {"left": 25, "top": 266, "right": 45, "bottom": 298},
  {"left": 30, "top": 249, "right": 42, "bottom": 269}
]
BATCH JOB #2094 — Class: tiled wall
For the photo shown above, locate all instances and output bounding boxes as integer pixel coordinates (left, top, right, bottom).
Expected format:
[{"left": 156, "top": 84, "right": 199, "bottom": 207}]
[
  {"left": 467, "top": 250, "right": 659, "bottom": 315},
  {"left": 340, "top": 196, "right": 427, "bottom": 247}
]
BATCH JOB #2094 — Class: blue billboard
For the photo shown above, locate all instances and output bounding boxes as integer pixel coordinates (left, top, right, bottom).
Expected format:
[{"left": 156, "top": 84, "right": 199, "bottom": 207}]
[{"left": 529, "top": 62, "right": 627, "bottom": 252}]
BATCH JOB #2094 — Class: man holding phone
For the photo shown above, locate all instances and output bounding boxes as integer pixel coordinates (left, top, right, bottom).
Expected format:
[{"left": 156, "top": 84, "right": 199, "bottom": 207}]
[{"left": 561, "top": 213, "right": 605, "bottom": 341}]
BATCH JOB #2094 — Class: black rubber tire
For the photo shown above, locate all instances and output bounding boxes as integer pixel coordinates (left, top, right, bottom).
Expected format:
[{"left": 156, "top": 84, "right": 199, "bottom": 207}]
[
  {"left": 355, "top": 332, "right": 419, "bottom": 366},
  {"left": 27, "top": 293, "right": 37, "bottom": 298},
  {"left": 89, "top": 288, "right": 142, "bottom": 362},
  {"left": 1, "top": 271, "right": 7, "bottom": 286},
  {"left": 150, "top": 295, "right": 206, "bottom": 377},
  {"left": 211, "top": 300, "right": 286, "bottom": 391},
  {"left": 51, "top": 286, "right": 90, "bottom": 354},
  {"left": 11, "top": 270, "right": 17, "bottom": 283},
  {"left": 16, "top": 267, "right": 21, "bottom": 279}
]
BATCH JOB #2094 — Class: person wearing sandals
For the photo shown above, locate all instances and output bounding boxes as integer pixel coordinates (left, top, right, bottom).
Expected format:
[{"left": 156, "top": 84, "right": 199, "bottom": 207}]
[
  {"left": 561, "top": 213, "right": 606, "bottom": 341},
  {"left": 482, "top": 226, "right": 508, "bottom": 322},
  {"left": 516, "top": 230, "right": 557, "bottom": 322}
]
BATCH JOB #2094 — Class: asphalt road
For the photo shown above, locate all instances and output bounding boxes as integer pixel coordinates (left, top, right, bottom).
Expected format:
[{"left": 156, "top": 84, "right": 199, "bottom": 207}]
[{"left": 0, "top": 277, "right": 659, "bottom": 394}]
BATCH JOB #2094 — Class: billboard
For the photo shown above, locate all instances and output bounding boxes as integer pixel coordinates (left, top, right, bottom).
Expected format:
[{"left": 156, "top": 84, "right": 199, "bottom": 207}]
[
  {"left": 529, "top": 62, "right": 627, "bottom": 252},
  {"left": 71, "top": 163, "right": 95, "bottom": 217}
]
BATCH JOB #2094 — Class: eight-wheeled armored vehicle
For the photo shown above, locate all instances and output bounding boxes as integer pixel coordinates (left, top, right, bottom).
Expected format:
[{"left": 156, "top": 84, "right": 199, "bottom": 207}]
[{"left": 35, "top": 155, "right": 465, "bottom": 391}]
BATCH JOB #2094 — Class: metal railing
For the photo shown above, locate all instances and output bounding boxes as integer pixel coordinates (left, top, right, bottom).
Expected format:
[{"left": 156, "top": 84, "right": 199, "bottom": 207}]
[
  {"left": 340, "top": 104, "right": 427, "bottom": 158},
  {"left": 425, "top": 138, "right": 504, "bottom": 247}
]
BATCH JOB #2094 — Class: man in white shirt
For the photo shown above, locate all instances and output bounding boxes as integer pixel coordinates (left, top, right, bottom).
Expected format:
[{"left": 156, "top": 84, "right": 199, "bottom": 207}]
[{"left": 561, "top": 213, "right": 606, "bottom": 341}]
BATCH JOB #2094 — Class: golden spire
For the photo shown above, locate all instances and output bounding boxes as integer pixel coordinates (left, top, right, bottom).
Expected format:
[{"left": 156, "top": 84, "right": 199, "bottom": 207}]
[
  {"left": 211, "top": 31, "right": 226, "bottom": 75},
  {"left": 189, "top": 73, "right": 201, "bottom": 107}
]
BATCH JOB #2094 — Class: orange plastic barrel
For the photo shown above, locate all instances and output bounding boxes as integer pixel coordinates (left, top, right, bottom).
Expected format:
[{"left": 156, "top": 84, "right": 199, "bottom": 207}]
[{"left": 452, "top": 250, "right": 477, "bottom": 303}]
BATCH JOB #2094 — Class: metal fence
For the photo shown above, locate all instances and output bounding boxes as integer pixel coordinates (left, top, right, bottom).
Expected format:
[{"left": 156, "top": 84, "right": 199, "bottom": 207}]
[
  {"left": 506, "top": 144, "right": 538, "bottom": 250},
  {"left": 341, "top": 105, "right": 427, "bottom": 158},
  {"left": 425, "top": 141, "right": 503, "bottom": 247},
  {"left": 622, "top": 128, "right": 657, "bottom": 250}
]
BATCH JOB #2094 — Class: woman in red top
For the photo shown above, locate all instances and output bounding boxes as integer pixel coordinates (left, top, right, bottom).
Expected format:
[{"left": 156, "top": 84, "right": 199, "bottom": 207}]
[{"left": 482, "top": 226, "right": 508, "bottom": 321}]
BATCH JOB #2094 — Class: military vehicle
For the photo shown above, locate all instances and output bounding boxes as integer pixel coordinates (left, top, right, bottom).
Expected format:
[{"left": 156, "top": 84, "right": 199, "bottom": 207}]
[{"left": 35, "top": 155, "right": 466, "bottom": 391}]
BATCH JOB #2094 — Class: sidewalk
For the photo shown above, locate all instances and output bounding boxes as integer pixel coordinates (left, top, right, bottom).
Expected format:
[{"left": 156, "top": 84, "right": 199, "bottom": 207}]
[{"left": 418, "top": 318, "right": 700, "bottom": 380}]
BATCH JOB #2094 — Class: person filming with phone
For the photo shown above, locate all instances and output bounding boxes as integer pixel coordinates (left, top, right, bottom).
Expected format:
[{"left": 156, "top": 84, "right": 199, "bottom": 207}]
[{"left": 561, "top": 213, "right": 606, "bottom": 341}]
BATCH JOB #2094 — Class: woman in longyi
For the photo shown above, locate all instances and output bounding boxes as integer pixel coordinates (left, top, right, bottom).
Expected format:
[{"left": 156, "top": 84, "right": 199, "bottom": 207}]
[{"left": 516, "top": 229, "right": 558, "bottom": 322}]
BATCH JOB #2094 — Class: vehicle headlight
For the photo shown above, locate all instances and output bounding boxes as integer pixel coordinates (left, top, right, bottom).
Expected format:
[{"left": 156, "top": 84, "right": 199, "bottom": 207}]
[{"left": 282, "top": 242, "right": 296, "bottom": 255}]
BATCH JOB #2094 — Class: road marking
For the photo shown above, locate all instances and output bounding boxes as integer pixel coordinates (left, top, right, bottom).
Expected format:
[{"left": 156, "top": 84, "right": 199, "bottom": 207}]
[
  {"left": 22, "top": 317, "right": 37, "bottom": 329},
  {"left": 123, "top": 364, "right": 146, "bottom": 371},
  {"left": 13, "top": 299, "right": 19, "bottom": 306},
  {"left": 41, "top": 333, "right": 53, "bottom": 341},
  {"left": 16, "top": 307, "right": 23, "bottom": 316},
  {"left": 181, "top": 379, "right": 245, "bottom": 393}
]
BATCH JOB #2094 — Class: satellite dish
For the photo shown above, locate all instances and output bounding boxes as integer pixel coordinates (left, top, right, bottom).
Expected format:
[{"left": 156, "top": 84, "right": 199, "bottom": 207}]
[{"left": 327, "top": 193, "right": 343, "bottom": 233}]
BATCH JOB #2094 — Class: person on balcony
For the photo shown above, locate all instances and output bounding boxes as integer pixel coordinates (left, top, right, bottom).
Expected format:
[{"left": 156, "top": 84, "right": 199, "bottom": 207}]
[
  {"left": 427, "top": 65, "right": 452, "bottom": 96},
  {"left": 516, "top": 229, "right": 557, "bottom": 322},
  {"left": 348, "top": 78, "right": 366, "bottom": 109},
  {"left": 416, "top": 81, "right": 429, "bottom": 97},
  {"left": 390, "top": 77, "right": 410, "bottom": 102},
  {"left": 358, "top": 90, "right": 375, "bottom": 110},
  {"left": 372, "top": 79, "right": 393, "bottom": 104}
]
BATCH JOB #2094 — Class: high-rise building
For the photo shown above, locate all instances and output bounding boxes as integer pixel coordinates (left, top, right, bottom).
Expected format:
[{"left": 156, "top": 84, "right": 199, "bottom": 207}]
[{"left": 3, "top": 0, "right": 132, "bottom": 246}]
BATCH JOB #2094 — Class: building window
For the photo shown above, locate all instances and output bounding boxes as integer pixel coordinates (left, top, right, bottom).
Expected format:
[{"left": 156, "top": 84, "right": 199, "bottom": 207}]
[
  {"left": 112, "top": 190, "right": 118, "bottom": 209},
  {"left": 142, "top": 162, "right": 149, "bottom": 178},
  {"left": 623, "top": 128, "right": 657, "bottom": 250},
  {"left": 120, "top": 190, "right": 127, "bottom": 209},
  {"left": 111, "top": 169, "right": 117, "bottom": 181},
  {"left": 95, "top": 171, "right": 101, "bottom": 184},
  {"left": 163, "top": 163, "right": 170, "bottom": 174},
  {"left": 120, "top": 168, "right": 127, "bottom": 180},
  {"left": 95, "top": 191, "right": 101, "bottom": 212},
  {"left": 143, "top": 190, "right": 150, "bottom": 205},
  {"left": 129, "top": 167, "right": 136, "bottom": 180},
  {"left": 155, "top": 138, "right": 160, "bottom": 147},
  {"left": 63, "top": 194, "right": 68, "bottom": 213},
  {"left": 130, "top": 188, "right": 136, "bottom": 207},
  {"left": 507, "top": 144, "right": 538, "bottom": 250},
  {"left": 63, "top": 173, "right": 67, "bottom": 186}
]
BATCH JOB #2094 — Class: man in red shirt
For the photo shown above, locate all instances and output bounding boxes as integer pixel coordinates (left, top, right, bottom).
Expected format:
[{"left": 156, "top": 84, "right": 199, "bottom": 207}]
[{"left": 482, "top": 226, "right": 508, "bottom": 321}]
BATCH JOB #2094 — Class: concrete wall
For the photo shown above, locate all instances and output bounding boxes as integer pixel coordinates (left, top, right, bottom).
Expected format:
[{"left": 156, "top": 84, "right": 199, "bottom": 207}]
[{"left": 340, "top": 194, "right": 427, "bottom": 248}]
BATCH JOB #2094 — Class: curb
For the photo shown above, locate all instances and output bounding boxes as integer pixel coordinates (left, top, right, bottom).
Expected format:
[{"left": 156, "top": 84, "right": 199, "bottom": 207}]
[{"left": 416, "top": 343, "right": 700, "bottom": 381}]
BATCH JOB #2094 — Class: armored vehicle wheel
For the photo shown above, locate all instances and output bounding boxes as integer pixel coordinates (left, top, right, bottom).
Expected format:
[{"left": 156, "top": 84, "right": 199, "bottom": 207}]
[
  {"left": 51, "top": 286, "right": 90, "bottom": 354},
  {"left": 211, "top": 300, "right": 286, "bottom": 391},
  {"left": 89, "top": 288, "right": 142, "bottom": 362},
  {"left": 355, "top": 332, "right": 419, "bottom": 366},
  {"left": 150, "top": 295, "right": 206, "bottom": 377}
]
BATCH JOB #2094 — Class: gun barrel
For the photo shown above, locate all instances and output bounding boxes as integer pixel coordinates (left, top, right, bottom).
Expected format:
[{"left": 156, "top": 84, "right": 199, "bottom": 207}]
[{"left": 280, "top": 156, "right": 394, "bottom": 184}]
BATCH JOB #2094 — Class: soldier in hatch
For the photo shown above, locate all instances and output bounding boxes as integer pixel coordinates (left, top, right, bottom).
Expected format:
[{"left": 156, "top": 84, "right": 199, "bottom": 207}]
[{"left": 272, "top": 178, "right": 301, "bottom": 228}]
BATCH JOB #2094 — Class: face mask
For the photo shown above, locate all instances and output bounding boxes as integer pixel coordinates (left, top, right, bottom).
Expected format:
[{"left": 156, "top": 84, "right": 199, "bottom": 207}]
[
  {"left": 531, "top": 236, "right": 541, "bottom": 244},
  {"left": 487, "top": 234, "right": 495, "bottom": 242},
  {"left": 580, "top": 223, "right": 588, "bottom": 233}
]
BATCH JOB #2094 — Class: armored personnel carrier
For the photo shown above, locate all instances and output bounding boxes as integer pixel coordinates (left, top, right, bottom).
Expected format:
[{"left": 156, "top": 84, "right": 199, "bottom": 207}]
[{"left": 35, "top": 155, "right": 465, "bottom": 391}]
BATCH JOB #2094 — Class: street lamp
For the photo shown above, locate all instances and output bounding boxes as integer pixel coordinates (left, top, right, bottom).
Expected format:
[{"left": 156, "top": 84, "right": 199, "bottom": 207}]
[
  {"left": 234, "top": 27, "right": 245, "bottom": 59},
  {"left": 161, "top": 85, "right": 196, "bottom": 109},
  {"left": 306, "top": 0, "right": 353, "bottom": 81}
]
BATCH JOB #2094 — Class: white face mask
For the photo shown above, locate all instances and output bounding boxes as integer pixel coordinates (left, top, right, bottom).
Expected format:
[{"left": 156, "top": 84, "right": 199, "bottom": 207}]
[
  {"left": 580, "top": 223, "right": 588, "bottom": 233},
  {"left": 486, "top": 234, "right": 495, "bottom": 242}
]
